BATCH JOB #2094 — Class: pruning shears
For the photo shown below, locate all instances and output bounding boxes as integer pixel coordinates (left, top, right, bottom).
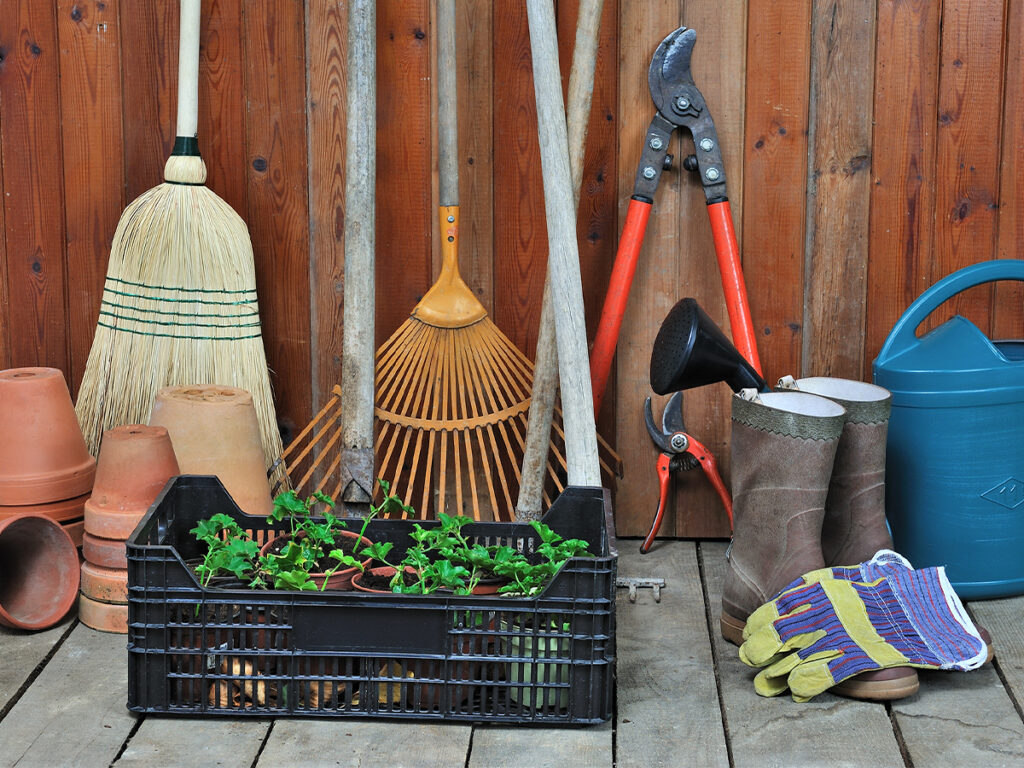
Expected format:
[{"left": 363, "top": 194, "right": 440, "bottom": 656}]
[
  {"left": 641, "top": 392, "right": 732, "bottom": 554},
  {"left": 590, "top": 26, "right": 762, "bottom": 417}
]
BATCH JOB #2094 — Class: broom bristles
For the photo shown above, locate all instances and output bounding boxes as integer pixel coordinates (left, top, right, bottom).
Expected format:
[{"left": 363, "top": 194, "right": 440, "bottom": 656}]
[{"left": 76, "top": 180, "right": 286, "bottom": 486}]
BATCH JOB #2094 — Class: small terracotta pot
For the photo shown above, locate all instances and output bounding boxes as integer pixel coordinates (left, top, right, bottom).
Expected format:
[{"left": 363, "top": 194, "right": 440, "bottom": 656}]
[
  {"left": 82, "top": 532, "right": 127, "bottom": 569},
  {"left": 259, "top": 530, "right": 372, "bottom": 590},
  {"left": 0, "top": 492, "right": 89, "bottom": 523},
  {"left": 84, "top": 424, "right": 179, "bottom": 540},
  {"left": 0, "top": 368, "right": 95, "bottom": 505},
  {"left": 149, "top": 385, "right": 272, "bottom": 516},
  {"left": 78, "top": 593, "right": 128, "bottom": 634},
  {"left": 0, "top": 514, "right": 80, "bottom": 630},
  {"left": 471, "top": 575, "right": 510, "bottom": 595},
  {"left": 352, "top": 565, "right": 419, "bottom": 594},
  {"left": 80, "top": 561, "right": 128, "bottom": 604}
]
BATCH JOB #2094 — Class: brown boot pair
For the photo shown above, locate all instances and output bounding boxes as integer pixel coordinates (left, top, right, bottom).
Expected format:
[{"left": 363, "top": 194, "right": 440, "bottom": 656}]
[{"left": 719, "top": 377, "right": 916, "bottom": 700}]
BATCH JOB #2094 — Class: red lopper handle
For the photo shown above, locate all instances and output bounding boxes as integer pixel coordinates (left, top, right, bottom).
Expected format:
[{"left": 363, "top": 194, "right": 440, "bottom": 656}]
[
  {"left": 591, "top": 198, "right": 652, "bottom": 418},
  {"left": 707, "top": 200, "right": 761, "bottom": 375}
]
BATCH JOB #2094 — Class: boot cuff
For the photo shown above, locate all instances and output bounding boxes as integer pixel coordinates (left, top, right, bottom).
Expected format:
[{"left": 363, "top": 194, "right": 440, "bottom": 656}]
[
  {"left": 777, "top": 376, "right": 891, "bottom": 424},
  {"left": 732, "top": 392, "right": 846, "bottom": 440}
]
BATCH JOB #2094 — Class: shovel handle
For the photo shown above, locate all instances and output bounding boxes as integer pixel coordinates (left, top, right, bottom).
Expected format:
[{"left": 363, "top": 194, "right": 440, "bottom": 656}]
[
  {"left": 708, "top": 200, "right": 761, "bottom": 376},
  {"left": 591, "top": 197, "right": 652, "bottom": 417}
]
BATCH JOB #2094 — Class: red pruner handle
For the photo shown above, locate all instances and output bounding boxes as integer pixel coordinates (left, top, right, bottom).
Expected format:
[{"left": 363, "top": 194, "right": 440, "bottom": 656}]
[
  {"left": 641, "top": 452, "right": 672, "bottom": 554},
  {"left": 707, "top": 200, "right": 761, "bottom": 376},
  {"left": 591, "top": 198, "right": 653, "bottom": 418},
  {"left": 683, "top": 433, "right": 734, "bottom": 531}
]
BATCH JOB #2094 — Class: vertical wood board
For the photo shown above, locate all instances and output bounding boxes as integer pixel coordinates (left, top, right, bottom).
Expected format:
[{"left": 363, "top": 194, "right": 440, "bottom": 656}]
[
  {"left": 740, "top": 0, "right": 812, "bottom": 384},
  {"left": 613, "top": 0, "right": 682, "bottom": 538},
  {"left": 0, "top": 1, "right": 69, "bottom": 370},
  {"left": 863, "top": 0, "right": 941, "bottom": 379},
  {"left": 307, "top": 0, "right": 347, "bottom": 410},
  {"left": 243, "top": 0, "right": 312, "bottom": 439},
  {"left": 930, "top": 0, "right": 1007, "bottom": 332},
  {"left": 56, "top": 0, "right": 125, "bottom": 393},
  {"left": 492, "top": 0, "right": 547, "bottom": 358},
  {"left": 802, "top": 0, "right": 877, "bottom": 379}
]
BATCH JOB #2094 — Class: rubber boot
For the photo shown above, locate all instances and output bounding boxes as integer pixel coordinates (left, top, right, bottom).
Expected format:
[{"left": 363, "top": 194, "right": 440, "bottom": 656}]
[
  {"left": 720, "top": 390, "right": 846, "bottom": 645},
  {"left": 776, "top": 377, "right": 922, "bottom": 701},
  {"left": 777, "top": 376, "right": 893, "bottom": 565}
]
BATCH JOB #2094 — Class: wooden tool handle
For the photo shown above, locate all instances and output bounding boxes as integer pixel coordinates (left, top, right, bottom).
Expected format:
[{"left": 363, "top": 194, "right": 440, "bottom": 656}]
[
  {"left": 175, "top": 0, "right": 201, "bottom": 139},
  {"left": 517, "top": 0, "right": 604, "bottom": 517},
  {"left": 437, "top": 0, "right": 458, "bottom": 207},
  {"left": 526, "top": 0, "right": 601, "bottom": 488},
  {"left": 340, "top": 0, "right": 377, "bottom": 503}
]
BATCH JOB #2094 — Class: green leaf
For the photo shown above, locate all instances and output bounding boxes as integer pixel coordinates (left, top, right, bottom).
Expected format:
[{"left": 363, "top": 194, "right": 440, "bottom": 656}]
[{"left": 362, "top": 541, "right": 394, "bottom": 562}]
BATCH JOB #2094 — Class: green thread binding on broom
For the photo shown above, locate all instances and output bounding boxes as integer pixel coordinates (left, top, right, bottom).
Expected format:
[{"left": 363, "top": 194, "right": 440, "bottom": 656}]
[
  {"left": 105, "top": 276, "right": 257, "bottom": 295},
  {"left": 98, "top": 277, "right": 263, "bottom": 339},
  {"left": 95, "top": 320, "right": 263, "bottom": 341}
]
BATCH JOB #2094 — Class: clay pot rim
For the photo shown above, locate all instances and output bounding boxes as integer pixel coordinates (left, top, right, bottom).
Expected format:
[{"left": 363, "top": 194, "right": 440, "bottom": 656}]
[
  {"left": 0, "top": 459, "right": 96, "bottom": 506},
  {"left": 352, "top": 565, "right": 420, "bottom": 594},
  {"left": 0, "top": 492, "right": 90, "bottom": 522},
  {"left": 259, "top": 530, "right": 373, "bottom": 589},
  {"left": 0, "top": 514, "right": 79, "bottom": 630}
]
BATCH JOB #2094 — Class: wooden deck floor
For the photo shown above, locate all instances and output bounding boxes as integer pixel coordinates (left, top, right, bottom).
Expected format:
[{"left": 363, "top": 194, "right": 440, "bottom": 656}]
[{"left": 2, "top": 540, "right": 1023, "bottom": 768}]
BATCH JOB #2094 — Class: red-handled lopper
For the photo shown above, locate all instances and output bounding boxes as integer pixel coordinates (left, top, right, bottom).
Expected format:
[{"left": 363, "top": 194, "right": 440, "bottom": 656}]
[{"left": 590, "top": 26, "right": 761, "bottom": 417}]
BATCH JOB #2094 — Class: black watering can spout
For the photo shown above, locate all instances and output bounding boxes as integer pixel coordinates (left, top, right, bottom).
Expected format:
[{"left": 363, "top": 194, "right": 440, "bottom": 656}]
[{"left": 649, "top": 298, "right": 768, "bottom": 395}]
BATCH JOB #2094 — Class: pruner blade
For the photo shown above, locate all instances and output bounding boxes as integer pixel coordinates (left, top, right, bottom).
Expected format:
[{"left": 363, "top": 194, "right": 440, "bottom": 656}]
[
  {"left": 644, "top": 391, "right": 687, "bottom": 454},
  {"left": 648, "top": 27, "right": 700, "bottom": 119}
]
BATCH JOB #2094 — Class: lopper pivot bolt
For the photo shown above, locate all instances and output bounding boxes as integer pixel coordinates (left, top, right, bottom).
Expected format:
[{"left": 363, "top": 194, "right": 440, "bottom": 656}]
[{"left": 641, "top": 392, "right": 732, "bottom": 554}]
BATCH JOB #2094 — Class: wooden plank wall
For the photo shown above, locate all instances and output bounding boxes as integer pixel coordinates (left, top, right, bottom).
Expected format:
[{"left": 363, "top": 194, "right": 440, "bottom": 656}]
[{"left": 0, "top": 1, "right": 1019, "bottom": 537}]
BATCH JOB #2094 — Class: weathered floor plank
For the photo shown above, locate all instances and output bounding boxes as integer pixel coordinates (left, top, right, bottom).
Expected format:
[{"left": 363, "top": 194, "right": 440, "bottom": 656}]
[
  {"left": 700, "top": 541, "right": 904, "bottom": 768},
  {"left": 468, "top": 722, "right": 612, "bottom": 768},
  {"left": 0, "top": 616, "right": 73, "bottom": 713},
  {"left": 113, "top": 717, "right": 271, "bottom": 767},
  {"left": 616, "top": 541, "right": 728, "bottom": 768},
  {"left": 972, "top": 597, "right": 1024, "bottom": 708},
  {"left": 893, "top": 664, "right": 1024, "bottom": 767},
  {"left": 257, "top": 720, "right": 472, "bottom": 768},
  {"left": 0, "top": 623, "right": 137, "bottom": 768},
  {"left": 893, "top": 595, "right": 1024, "bottom": 767}
]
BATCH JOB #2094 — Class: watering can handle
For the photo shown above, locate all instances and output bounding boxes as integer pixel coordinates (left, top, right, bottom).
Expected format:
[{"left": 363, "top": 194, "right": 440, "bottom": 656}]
[{"left": 877, "top": 259, "right": 1024, "bottom": 362}]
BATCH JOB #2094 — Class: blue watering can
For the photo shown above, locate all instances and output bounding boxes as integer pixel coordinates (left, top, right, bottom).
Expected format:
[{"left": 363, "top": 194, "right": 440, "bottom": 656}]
[{"left": 874, "top": 259, "right": 1024, "bottom": 599}]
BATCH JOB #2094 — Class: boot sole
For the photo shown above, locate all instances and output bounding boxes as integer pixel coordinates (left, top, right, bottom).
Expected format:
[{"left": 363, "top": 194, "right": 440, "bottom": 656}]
[{"left": 720, "top": 612, "right": 747, "bottom": 647}]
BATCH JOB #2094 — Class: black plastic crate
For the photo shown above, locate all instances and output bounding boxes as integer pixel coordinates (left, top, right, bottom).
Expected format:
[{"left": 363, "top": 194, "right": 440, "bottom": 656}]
[{"left": 126, "top": 476, "right": 616, "bottom": 723}]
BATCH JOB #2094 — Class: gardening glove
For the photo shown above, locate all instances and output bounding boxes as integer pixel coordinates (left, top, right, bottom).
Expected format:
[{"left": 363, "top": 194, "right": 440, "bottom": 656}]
[{"left": 740, "top": 562, "right": 987, "bottom": 702}]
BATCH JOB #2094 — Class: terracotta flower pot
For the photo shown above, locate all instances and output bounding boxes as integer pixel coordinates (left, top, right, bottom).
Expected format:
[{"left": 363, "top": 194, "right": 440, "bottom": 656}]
[
  {"left": 0, "top": 514, "right": 80, "bottom": 630},
  {"left": 0, "top": 492, "right": 89, "bottom": 523},
  {"left": 149, "top": 385, "right": 272, "bottom": 516},
  {"left": 84, "top": 424, "right": 179, "bottom": 540},
  {"left": 78, "top": 593, "right": 128, "bottom": 634},
  {"left": 259, "top": 530, "right": 372, "bottom": 590},
  {"left": 82, "top": 532, "right": 127, "bottom": 569},
  {"left": 0, "top": 368, "right": 95, "bottom": 505},
  {"left": 80, "top": 561, "right": 128, "bottom": 604}
]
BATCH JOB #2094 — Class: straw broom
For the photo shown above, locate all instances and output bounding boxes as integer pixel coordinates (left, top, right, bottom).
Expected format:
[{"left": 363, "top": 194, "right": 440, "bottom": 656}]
[{"left": 75, "top": 0, "right": 284, "bottom": 481}]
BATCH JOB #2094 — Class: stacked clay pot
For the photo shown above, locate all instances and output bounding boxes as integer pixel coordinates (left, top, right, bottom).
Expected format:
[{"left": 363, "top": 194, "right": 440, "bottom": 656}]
[
  {"left": 149, "top": 385, "right": 273, "bottom": 516},
  {"left": 0, "top": 514, "right": 81, "bottom": 630},
  {"left": 0, "top": 368, "right": 96, "bottom": 549},
  {"left": 81, "top": 425, "right": 179, "bottom": 633}
]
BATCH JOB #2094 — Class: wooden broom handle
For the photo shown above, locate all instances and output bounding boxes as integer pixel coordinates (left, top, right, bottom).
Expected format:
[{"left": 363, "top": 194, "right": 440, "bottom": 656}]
[
  {"left": 517, "top": 0, "right": 604, "bottom": 517},
  {"left": 175, "top": 0, "right": 201, "bottom": 139},
  {"left": 340, "top": 0, "right": 377, "bottom": 503},
  {"left": 526, "top": 0, "right": 601, "bottom": 488}
]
